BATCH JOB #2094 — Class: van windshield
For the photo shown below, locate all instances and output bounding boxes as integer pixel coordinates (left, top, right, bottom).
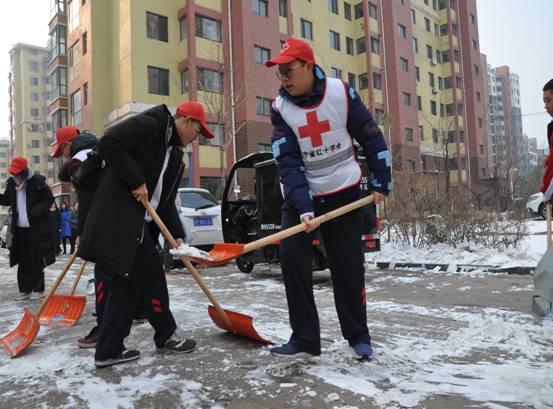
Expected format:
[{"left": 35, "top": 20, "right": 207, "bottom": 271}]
[{"left": 179, "top": 191, "right": 218, "bottom": 210}]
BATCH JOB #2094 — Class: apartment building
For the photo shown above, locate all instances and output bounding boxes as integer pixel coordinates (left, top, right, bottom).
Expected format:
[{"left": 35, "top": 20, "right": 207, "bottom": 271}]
[
  {"left": 47, "top": 0, "right": 489, "bottom": 199},
  {"left": 8, "top": 43, "right": 55, "bottom": 185},
  {"left": 0, "top": 141, "right": 10, "bottom": 181}
]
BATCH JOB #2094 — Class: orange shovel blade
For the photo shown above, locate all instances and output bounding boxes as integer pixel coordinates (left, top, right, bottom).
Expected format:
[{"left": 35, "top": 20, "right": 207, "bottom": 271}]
[
  {"left": 39, "top": 295, "right": 86, "bottom": 327},
  {"left": 207, "top": 305, "right": 273, "bottom": 345},
  {"left": 0, "top": 308, "right": 40, "bottom": 357},
  {"left": 187, "top": 243, "right": 246, "bottom": 266}
]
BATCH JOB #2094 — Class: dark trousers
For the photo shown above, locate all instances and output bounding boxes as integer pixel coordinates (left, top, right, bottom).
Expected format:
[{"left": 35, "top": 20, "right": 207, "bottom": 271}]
[
  {"left": 279, "top": 198, "right": 370, "bottom": 354},
  {"left": 94, "top": 265, "right": 112, "bottom": 325},
  {"left": 15, "top": 227, "right": 45, "bottom": 293},
  {"left": 95, "top": 224, "right": 177, "bottom": 360},
  {"left": 62, "top": 236, "right": 75, "bottom": 254}
]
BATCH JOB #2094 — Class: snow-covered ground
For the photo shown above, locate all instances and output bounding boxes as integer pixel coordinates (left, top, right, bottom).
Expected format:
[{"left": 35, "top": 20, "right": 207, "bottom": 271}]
[{"left": 368, "top": 219, "right": 548, "bottom": 269}]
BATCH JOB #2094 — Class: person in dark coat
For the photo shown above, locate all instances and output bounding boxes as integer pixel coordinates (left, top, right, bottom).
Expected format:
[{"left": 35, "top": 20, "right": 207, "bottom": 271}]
[
  {"left": 0, "top": 157, "right": 55, "bottom": 300},
  {"left": 79, "top": 102, "right": 214, "bottom": 368},
  {"left": 59, "top": 201, "right": 74, "bottom": 254},
  {"left": 49, "top": 202, "right": 61, "bottom": 256}
]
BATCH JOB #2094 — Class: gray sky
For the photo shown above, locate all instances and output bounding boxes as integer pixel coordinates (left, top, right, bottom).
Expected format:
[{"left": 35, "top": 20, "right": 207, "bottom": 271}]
[{"left": 0, "top": 0, "right": 551, "bottom": 147}]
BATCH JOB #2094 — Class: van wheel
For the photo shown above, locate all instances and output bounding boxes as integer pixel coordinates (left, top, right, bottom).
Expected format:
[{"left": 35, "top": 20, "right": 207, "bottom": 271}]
[{"left": 236, "top": 257, "right": 254, "bottom": 274}]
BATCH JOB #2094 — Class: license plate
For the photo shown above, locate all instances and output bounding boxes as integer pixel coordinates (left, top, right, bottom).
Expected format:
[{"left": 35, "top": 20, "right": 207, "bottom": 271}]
[{"left": 194, "top": 217, "right": 213, "bottom": 226}]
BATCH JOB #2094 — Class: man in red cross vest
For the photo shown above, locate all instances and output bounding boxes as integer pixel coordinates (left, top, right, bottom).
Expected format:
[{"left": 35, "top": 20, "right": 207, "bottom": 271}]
[
  {"left": 540, "top": 79, "right": 553, "bottom": 202},
  {"left": 266, "top": 38, "right": 392, "bottom": 360}
]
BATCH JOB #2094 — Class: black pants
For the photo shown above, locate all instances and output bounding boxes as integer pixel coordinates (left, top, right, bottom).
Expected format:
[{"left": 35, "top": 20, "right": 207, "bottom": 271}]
[
  {"left": 94, "top": 265, "right": 112, "bottom": 325},
  {"left": 95, "top": 224, "right": 177, "bottom": 360},
  {"left": 279, "top": 197, "right": 370, "bottom": 354},
  {"left": 15, "top": 227, "right": 44, "bottom": 293},
  {"left": 62, "top": 236, "right": 75, "bottom": 254}
]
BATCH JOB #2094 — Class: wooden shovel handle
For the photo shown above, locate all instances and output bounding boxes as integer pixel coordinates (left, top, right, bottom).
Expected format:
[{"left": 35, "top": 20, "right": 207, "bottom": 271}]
[
  {"left": 37, "top": 252, "right": 78, "bottom": 316},
  {"left": 69, "top": 261, "right": 87, "bottom": 296},
  {"left": 547, "top": 203, "right": 552, "bottom": 250},
  {"left": 242, "top": 194, "right": 375, "bottom": 254},
  {"left": 142, "top": 201, "right": 235, "bottom": 331}
]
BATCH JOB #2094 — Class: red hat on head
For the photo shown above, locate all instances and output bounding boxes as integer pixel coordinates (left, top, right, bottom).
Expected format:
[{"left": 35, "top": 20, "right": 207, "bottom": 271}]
[
  {"left": 51, "top": 126, "right": 80, "bottom": 158},
  {"left": 8, "top": 157, "right": 28, "bottom": 175},
  {"left": 265, "top": 37, "right": 315, "bottom": 67},
  {"left": 175, "top": 101, "right": 215, "bottom": 139}
]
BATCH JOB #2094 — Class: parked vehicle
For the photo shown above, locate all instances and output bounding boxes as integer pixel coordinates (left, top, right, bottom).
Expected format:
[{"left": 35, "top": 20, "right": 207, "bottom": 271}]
[
  {"left": 222, "top": 151, "right": 381, "bottom": 274},
  {"left": 527, "top": 192, "right": 548, "bottom": 219},
  {"left": 163, "top": 187, "right": 224, "bottom": 270}
]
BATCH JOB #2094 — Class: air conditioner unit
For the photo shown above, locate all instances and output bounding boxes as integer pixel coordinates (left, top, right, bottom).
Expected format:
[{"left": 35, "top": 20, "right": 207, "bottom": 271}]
[
  {"left": 430, "top": 57, "right": 437, "bottom": 66},
  {"left": 432, "top": 86, "right": 439, "bottom": 94}
]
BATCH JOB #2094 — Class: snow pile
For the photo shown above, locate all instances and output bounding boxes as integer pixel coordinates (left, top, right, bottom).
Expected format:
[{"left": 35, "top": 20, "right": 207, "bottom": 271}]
[{"left": 170, "top": 243, "right": 212, "bottom": 261}]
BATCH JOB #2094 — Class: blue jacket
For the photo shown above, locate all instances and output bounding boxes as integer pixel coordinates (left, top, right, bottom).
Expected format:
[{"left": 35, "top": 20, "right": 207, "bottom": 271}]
[
  {"left": 60, "top": 209, "right": 72, "bottom": 238},
  {"left": 270, "top": 66, "right": 392, "bottom": 215}
]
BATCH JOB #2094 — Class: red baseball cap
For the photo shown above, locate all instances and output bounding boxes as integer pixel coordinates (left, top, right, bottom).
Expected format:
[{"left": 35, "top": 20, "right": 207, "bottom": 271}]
[
  {"left": 175, "top": 102, "right": 214, "bottom": 139},
  {"left": 265, "top": 38, "right": 315, "bottom": 67},
  {"left": 8, "top": 157, "right": 28, "bottom": 175},
  {"left": 51, "top": 126, "right": 80, "bottom": 158}
]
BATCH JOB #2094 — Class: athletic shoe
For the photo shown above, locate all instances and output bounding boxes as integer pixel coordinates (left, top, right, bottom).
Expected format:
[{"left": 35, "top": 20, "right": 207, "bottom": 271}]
[
  {"left": 351, "top": 343, "right": 374, "bottom": 360},
  {"left": 157, "top": 331, "right": 196, "bottom": 353},
  {"left": 78, "top": 326, "right": 99, "bottom": 349},
  {"left": 270, "top": 343, "right": 318, "bottom": 358},
  {"left": 95, "top": 349, "right": 140, "bottom": 368},
  {"left": 14, "top": 292, "right": 31, "bottom": 301},
  {"left": 30, "top": 292, "right": 44, "bottom": 300}
]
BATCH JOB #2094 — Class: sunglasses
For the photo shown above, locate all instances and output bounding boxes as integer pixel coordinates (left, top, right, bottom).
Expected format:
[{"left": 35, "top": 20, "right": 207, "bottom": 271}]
[{"left": 276, "top": 62, "right": 306, "bottom": 80}]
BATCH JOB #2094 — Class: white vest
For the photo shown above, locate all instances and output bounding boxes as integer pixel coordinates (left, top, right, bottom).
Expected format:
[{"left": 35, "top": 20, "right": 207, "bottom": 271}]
[{"left": 274, "top": 77, "right": 361, "bottom": 196}]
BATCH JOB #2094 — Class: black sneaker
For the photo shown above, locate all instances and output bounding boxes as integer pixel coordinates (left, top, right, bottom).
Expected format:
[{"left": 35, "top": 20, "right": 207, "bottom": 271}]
[
  {"left": 95, "top": 350, "right": 140, "bottom": 368},
  {"left": 78, "top": 326, "right": 99, "bottom": 349},
  {"left": 157, "top": 331, "right": 196, "bottom": 354}
]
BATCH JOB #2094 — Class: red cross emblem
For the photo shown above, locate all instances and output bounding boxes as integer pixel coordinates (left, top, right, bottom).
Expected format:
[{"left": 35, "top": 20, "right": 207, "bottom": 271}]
[{"left": 298, "top": 111, "right": 330, "bottom": 147}]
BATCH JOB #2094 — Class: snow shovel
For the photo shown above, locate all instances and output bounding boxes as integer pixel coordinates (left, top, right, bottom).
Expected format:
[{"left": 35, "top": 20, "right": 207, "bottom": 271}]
[
  {"left": 183, "top": 194, "right": 375, "bottom": 265},
  {"left": 143, "top": 201, "right": 272, "bottom": 345},
  {"left": 0, "top": 253, "right": 79, "bottom": 357},
  {"left": 545, "top": 203, "right": 551, "bottom": 250},
  {"left": 39, "top": 260, "right": 88, "bottom": 326}
]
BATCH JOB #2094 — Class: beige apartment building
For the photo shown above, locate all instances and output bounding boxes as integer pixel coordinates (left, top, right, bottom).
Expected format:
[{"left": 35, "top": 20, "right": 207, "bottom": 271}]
[{"left": 8, "top": 43, "right": 55, "bottom": 185}]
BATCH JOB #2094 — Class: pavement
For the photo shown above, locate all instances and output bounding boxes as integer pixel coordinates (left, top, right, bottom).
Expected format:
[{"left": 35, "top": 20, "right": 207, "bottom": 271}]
[{"left": 0, "top": 250, "right": 552, "bottom": 409}]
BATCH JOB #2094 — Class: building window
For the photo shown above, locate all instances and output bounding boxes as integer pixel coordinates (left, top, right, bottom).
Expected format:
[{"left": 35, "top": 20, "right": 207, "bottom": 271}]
[
  {"left": 415, "top": 66, "right": 420, "bottom": 82},
  {"left": 329, "top": 31, "right": 340, "bottom": 50},
  {"left": 406, "top": 159, "right": 415, "bottom": 172},
  {"left": 279, "top": 0, "right": 287, "bottom": 17},
  {"left": 328, "top": 0, "right": 338, "bottom": 14},
  {"left": 252, "top": 0, "right": 268, "bottom": 17},
  {"left": 180, "top": 69, "right": 189, "bottom": 93},
  {"left": 370, "top": 37, "right": 379, "bottom": 54},
  {"left": 478, "top": 117, "right": 483, "bottom": 128},
  {"left": 411, "top": 9, "right": 416, "bottom": 24},
  {"left": 147, "top": 66, "right": 170, "bottom": 96},
  {"left": 179, "top": 17, "right": 187, "bottom": 41},
  {"left": 445, "top": 103, "right": 453, "bottom": 116},
  {"left": 330, "top": 67, "right": 342, "bottom": 79},
  {"left": 479, "top": 144, "right": 484, "bottom": 154},
  {"left": 32, "top": 156, "right": 40, "bottom": 165},
  {"left": 344, "top": 2, "right": 351, "bottom": 20},
  {"left": 195, "top": 15, "right": 222, "bottom": 42},
  {"left": 403, "top": 92, "right": 411, "bottom": 106},
  {"left": 68, "top": 40, "right": 81, "bottom": 81},
  {"left": 254, "top": 46, "right": 271, "bottom": 64},
  {"left": 53, "top": 67, "right": 67, "bottom": 99},
  {"left": 398, "top": 24, "right": 406, "bottom": 38},
  {"left": 30, "top": 77, "right": 39, "bottom": 86},
  {"left": 31, "top": 92, "right": 39, "bottom": 102},
  {"left": 29, "top": 124, "right": 40, "bottom": 132},
  {"left": 301, "top": 19, "right": 313, "bottom": 40},
  {"left": 359, "top": 73, "right": 368, "bottom": 90},
  {"left": 472, "top": 39, "right": 477, "bottom": 50},
  {"left": 146, "top": 12, "right": 168, "bottom": 42},
  {"left": 68, "top": 0, "right": 79, "bottom": 32},
  {"left": 400, "top": 57, "right": 409, "bottom": 72},
  {"left": 412, "top": 37, "right": 418, "bottom": 53},
  {"left": 356, "top": 37, "right": 366, "bottom": 54},
  {"left": 419, "top": 126, "right": 424, "bottom": 140},
  {"left": 369, "top": 2, "right": 378, "bottom": 19},
  {"left": 430, "top": 100, "right": 437, "bottom": 115},
  {"left": 52, "top": 109, "right": 68, "bottom": 132},
  {"left": 31, "top": 139, "right": 40, "bottom": 148},
  {"left": 424, "top": 17, "right": 430, "bottom": 32},
  {"left": 199, "top": 123, "right": 223, "bottom": 146},
  {"left": 432, "top": 128, "right": 439, "bottom": 144},
  {"left": 373, "top": 72, "right": 382, "bottom": 90},
  {"left": 83, "top": 82, "right": 88, "bottom": 105},
  {"left": 470, "top": 13, "right": 476, "bottom": 24},
  {"left": 70, "top": 89, "right": 82, "bottom": 126},
  {"left": 345, "top": 37, "right": 354, "bottom": 55},
  {"left": 197, "top": 67, "right": 223, "bottom": 93},
  {"left": 476, "top": 91, "right": 481, "bottom": 101},
  {"left": 428, "top": 72, "right": 435, "bottom": 87},
  {"left": 417, "top": 95, "right": 422, "bottom": 111},
  {"left": 474, "top": 64, "right": 479, "bottom": 76},
  {"left": 31, "top": 108, "right": 39, "bottom": 117},
  {"left": 256, "top": 97, "right": 272, "bottom": 116},
  {"left": 29, "top": 61, "right": 39, "bottom": 71},
  {"left": 404, "top": 128, "right": 413, "bottom": 141},
  {"left": 348, "top": 73, "right": 356, "bottom": 89},
  {"left": 258, "top": 143, "right": 272, "bottom": 152},
  {"left": 354, "top": 3, "right": 364, "bottom": 19},
  {"left": 426, "top": 44, "right": 433, "bottom": 59},
  {"left": 50, "top": 25, "right": 67, "bottom": 59}
]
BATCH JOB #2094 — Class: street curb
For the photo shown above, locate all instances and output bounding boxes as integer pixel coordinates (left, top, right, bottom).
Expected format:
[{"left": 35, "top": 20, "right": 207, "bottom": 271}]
[{"left": 375, "top": 262, "right": 534, "bottom": 275}]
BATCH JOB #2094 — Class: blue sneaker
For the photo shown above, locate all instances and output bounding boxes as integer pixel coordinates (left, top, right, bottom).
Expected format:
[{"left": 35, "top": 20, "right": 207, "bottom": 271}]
[
  {"left": 351, "top": 343, "right": 373, "bottom": 360},
  {"left": 270, "top": 343, "right": 316, "bottom": 358}
]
